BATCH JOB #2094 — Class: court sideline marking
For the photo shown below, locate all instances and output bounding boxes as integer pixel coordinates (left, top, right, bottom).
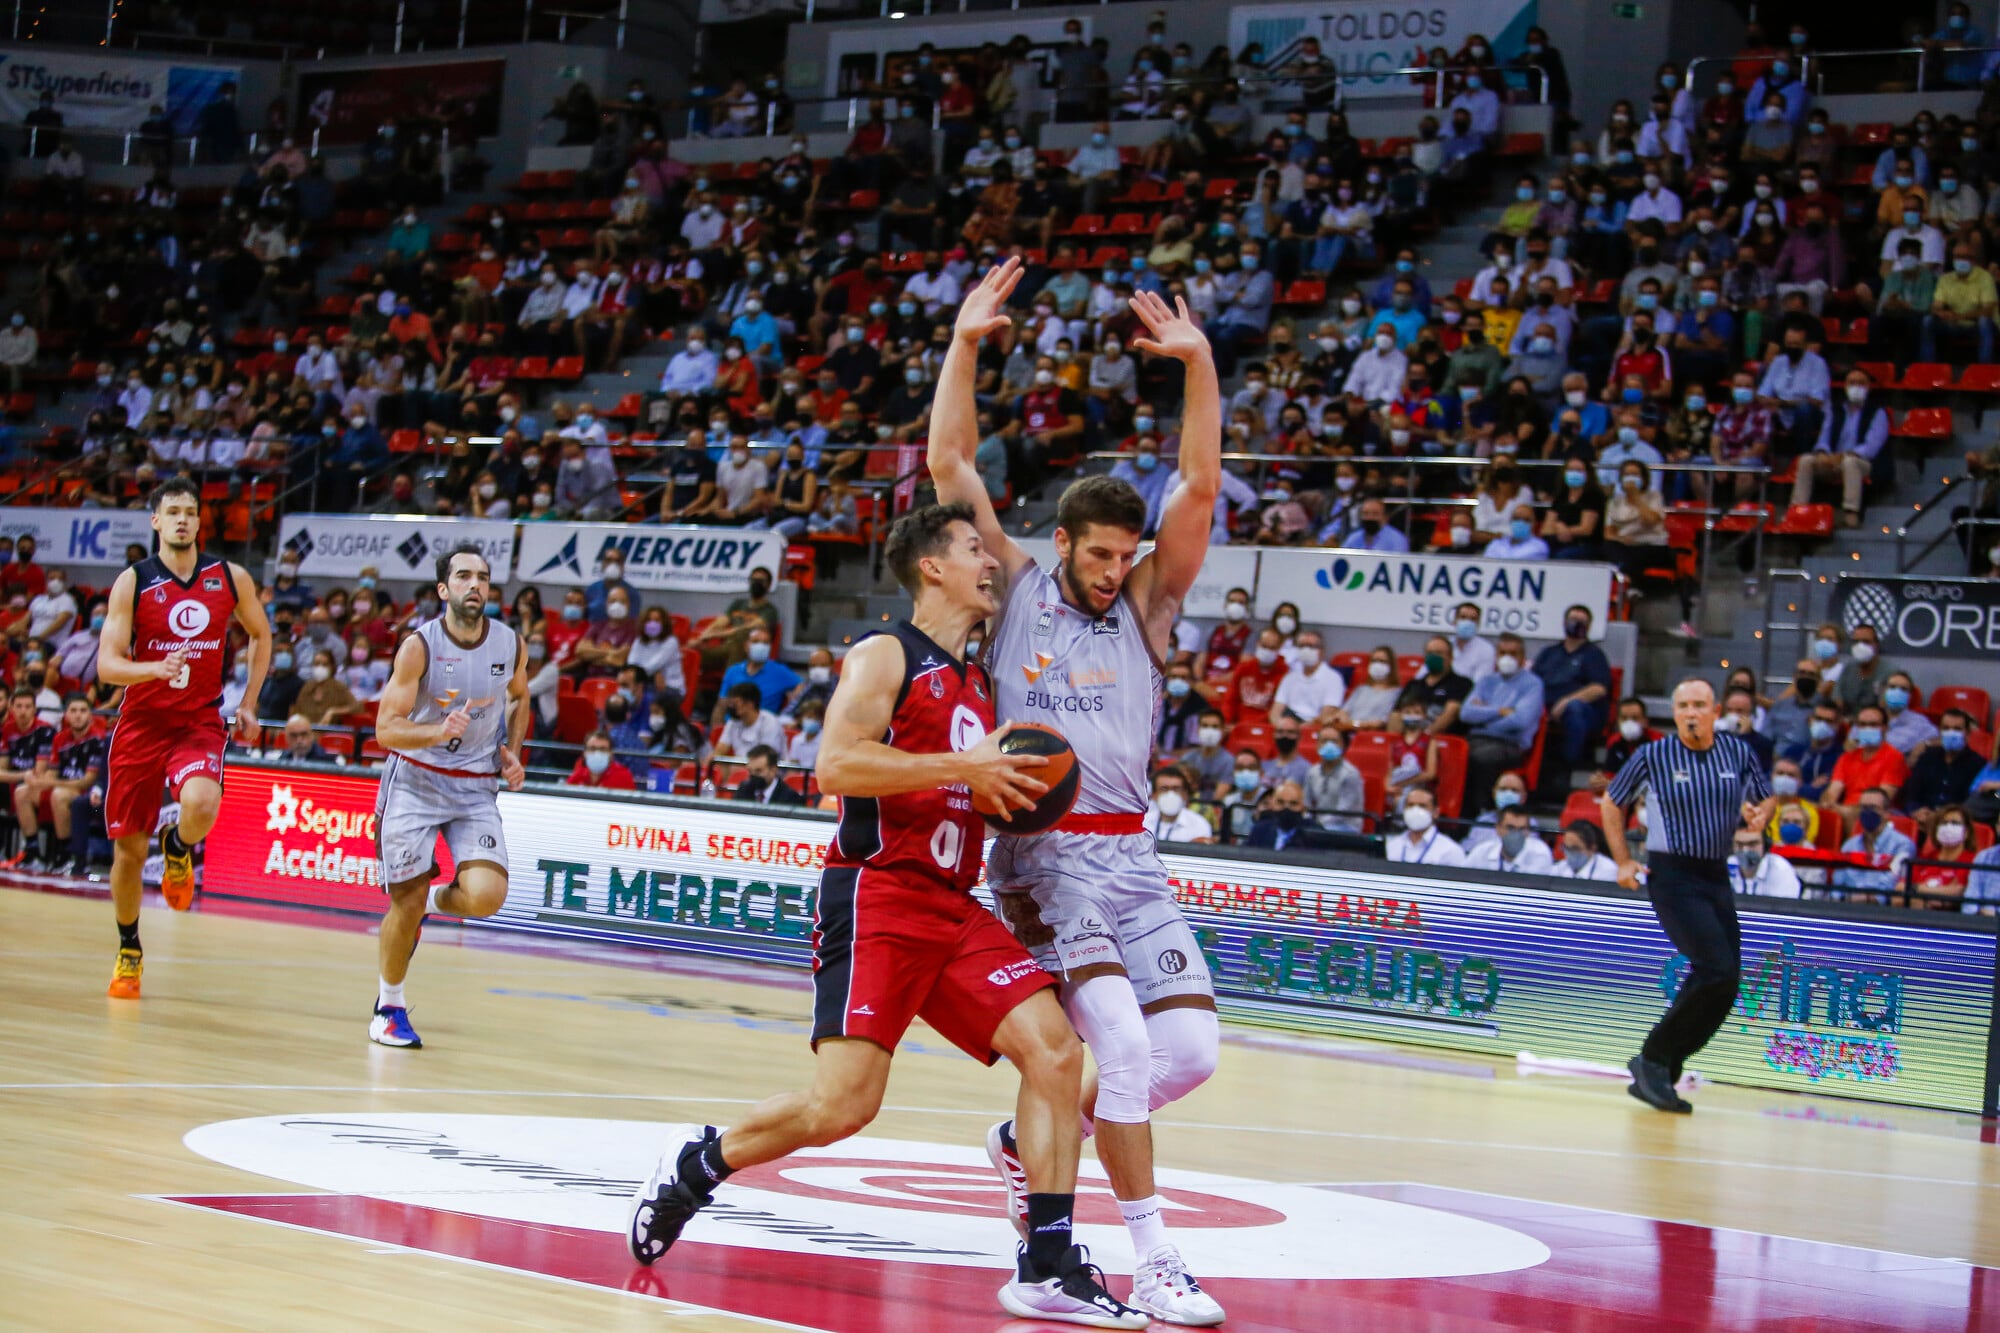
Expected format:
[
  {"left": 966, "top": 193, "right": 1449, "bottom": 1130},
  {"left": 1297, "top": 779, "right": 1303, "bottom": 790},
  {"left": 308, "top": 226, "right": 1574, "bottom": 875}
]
[{"left": 3, "top": 1080, "right": 1991, "bottom": 1189}]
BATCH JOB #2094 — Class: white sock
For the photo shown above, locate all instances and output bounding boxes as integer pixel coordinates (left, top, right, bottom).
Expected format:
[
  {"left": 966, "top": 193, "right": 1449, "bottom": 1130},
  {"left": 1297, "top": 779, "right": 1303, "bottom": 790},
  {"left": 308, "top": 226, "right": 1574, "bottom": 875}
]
[
  {"left": 426, "top": 880, "right": 450, "bottom": 915},
  {"left": 378, "top": 978, "right": 406, "bottom": 1009},
  {"left": 1119, "top": 1194, "right": 1169, "bottom": 1259}
]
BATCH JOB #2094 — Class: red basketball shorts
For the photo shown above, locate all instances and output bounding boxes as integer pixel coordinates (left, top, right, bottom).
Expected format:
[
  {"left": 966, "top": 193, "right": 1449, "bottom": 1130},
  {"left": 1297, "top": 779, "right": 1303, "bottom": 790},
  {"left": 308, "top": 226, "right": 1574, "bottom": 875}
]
[
  {"left": 104, "top": 713, "right": 227, "bottom": 839},
  {"left": 810, "top": 866, "right": 1057, "bottom": 1065}
]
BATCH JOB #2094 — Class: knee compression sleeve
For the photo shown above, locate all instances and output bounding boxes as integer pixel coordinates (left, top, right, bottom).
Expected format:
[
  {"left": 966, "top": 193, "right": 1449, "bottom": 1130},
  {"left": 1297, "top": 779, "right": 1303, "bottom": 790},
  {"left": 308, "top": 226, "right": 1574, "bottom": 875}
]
[
  {"left": 1145, "top": 1007, "right": 1219, "bottom": 1110},
  {"left": 1062, "top": 975, "right": 1152, "bottom": 1125}
]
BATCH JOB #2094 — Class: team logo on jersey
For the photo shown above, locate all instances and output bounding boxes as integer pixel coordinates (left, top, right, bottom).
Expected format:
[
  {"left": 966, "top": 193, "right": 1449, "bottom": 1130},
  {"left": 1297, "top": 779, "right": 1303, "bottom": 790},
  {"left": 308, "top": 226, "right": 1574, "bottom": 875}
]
[
  {"left": 1158, "top": 948, "right": 1189, "bottom": 975},
  {"left": 168, "top": 599, "right": 211, "bottom": 637},
  {"left": 930, "top": 673, "right": 944, "bottom": 698},
  {"left": 949, "top": 704, "right": 987, "bottom": 753},
  {"left": 1093, "top": 615, "right": 1120, "bottom": 636},
  {"left": 972, "top": 676, "right": 986, "bottom": 701},
  {"left": 203, "top": 576, "right": 223, "bottom": 591},
  {"left": 1021, "top": 650, "right": 1054, "bottom": 684},
  {"left": 1034, "top": 607, "right": 1053, "bottom": 637},
  {"left": 490, "top": 662, "right": 506, "bottom": 676}
]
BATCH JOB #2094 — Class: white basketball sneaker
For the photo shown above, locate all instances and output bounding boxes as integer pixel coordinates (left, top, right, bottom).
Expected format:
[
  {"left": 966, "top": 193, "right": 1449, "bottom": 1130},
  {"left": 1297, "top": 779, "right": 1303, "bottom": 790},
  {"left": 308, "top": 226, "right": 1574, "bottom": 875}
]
[
  {"left": 1129, "top": 1244, "right": 1226, "bottom": 1326},
  {"left": 997, "top": 1243, "right": 1150, "bottom": 1329}
]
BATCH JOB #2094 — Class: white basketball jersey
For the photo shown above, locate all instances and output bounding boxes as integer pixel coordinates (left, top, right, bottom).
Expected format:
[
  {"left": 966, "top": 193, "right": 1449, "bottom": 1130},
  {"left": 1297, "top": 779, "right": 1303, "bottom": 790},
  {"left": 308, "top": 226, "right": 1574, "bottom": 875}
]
[
  {"left": 989, "top": 562, "right": 1161, "bottom": 817},
  {"left": 397, "top": 617, "right": 519, "bottom": 775}
]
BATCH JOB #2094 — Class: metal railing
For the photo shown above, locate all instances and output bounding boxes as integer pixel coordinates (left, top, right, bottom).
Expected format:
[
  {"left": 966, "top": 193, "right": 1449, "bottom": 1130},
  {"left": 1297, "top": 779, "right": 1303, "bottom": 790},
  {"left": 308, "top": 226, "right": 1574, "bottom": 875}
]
[
  {"left": 1686, "top": 42, "right": 2000, "bottom": 98},
  {"left": 3, "top": 120, "right": 318, "bottom": 170}
]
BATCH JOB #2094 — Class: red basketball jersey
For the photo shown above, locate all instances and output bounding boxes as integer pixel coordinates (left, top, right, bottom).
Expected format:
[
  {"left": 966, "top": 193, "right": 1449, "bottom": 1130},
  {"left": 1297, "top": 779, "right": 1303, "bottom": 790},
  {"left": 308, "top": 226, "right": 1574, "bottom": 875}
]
[
  {"left": 122, "top": 554, "right": 238, "bottom": 721},
  {"left": 826, "top": 620, "right": 992, "bottom": 892}
]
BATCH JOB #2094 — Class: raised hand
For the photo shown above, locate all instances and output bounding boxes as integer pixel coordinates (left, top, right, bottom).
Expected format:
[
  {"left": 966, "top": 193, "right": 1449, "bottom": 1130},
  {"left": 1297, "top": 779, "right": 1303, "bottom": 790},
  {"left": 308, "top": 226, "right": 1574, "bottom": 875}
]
[
  {"left": 1128, "top": 290, "right": 1212, "bottom": 364},
  {"left": 954, "top": 255, "right": 1023, "bottom": 346},
  {"left": 440, "top": 704, "right": 473, "bottom": 742}
]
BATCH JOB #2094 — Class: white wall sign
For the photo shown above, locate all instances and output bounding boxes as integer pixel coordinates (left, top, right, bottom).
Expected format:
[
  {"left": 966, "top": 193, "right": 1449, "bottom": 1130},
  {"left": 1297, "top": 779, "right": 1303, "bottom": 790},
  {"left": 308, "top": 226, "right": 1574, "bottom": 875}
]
[
  {"left": 1257, "top": 548, "right": 1613, "bottom": 640},
  {"left": 0, "top": 507, "right": 159, "bottom": 569},
  {"left": 515, "top": 523, "right": 782, "bottom": 593},
  {"left": 1227, "top": 0, "right": 1537, "bottom": 99},
  {"left": 275, "top": 515, "right": 516, "bottom": 583}
]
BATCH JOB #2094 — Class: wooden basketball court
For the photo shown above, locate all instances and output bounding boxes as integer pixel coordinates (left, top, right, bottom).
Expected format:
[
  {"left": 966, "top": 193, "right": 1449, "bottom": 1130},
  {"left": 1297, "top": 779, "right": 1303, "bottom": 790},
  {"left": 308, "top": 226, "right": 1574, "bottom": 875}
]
[{"left": 3, "top": 881, "right": 1997, "bottom": 1331}]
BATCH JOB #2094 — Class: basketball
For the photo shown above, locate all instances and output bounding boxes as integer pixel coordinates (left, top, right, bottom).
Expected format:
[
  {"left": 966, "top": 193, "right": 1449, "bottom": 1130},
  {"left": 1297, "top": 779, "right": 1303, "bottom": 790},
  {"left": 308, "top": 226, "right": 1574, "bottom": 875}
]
[{"left": 973, "top": 722, "right": 1080, "bottom": 835}]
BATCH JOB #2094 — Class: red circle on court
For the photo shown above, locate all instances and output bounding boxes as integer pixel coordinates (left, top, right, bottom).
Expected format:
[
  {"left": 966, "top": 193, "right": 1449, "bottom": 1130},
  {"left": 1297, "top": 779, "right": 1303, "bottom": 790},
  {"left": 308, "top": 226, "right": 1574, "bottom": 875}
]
[{"left": 728, "top": 1158, "right": 1287, "bottom": 1230}]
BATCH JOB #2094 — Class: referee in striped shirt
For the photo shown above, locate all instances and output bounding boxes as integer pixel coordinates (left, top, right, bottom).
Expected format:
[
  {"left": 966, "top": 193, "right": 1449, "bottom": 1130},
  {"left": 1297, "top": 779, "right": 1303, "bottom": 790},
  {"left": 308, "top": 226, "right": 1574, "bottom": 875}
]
[{"left": 1601, "top": 679, "right": 1774, "bottom": 1113}]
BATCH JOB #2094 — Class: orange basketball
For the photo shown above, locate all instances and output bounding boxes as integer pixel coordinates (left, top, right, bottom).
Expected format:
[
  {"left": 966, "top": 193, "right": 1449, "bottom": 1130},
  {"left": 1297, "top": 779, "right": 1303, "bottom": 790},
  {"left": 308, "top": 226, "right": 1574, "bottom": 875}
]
[{"left": 973, "top": 722, "right": 1080, "bottom": 835}]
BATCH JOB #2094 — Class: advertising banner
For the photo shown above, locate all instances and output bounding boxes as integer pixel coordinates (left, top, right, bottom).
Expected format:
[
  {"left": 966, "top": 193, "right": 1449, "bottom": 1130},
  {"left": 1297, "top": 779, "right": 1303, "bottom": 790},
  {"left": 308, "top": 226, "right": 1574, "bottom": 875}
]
[
  {"left": 1014, "top": 539, "right": 1259, "bottom": 621},
  {"left": 1226, "top": 0, "right": 1538, "bottom": 99},
  {"left": 0, "top": 507, "right": 159, "bottom": 569},
  {"left": 202, "top": 766, "right": 2000, "bottom": 1114},
  {"left": 276, "top": 514, "right": 516, "bottom": 583},
  {"left": 516, "top": 522, "right": 783, "bottom": 594},
  {"left": 203, "top": 764, "right": 429, "bottom": 915},
  {"left": 1258, "top": 547, "right": 1613, "bottom": 640},
  {"left": 0, "top": 50, "right": 240, "bottom": 132},
  {"left": 298, "top": 59, "right": 506, "bottom": 147},
  {"left": 1832, "top": 574, "right": 2000, "bottom": 660}
]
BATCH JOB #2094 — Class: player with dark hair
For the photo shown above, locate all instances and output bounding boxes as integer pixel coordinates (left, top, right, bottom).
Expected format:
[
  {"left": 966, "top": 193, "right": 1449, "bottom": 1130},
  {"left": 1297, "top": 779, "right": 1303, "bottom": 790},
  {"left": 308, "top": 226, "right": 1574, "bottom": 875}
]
[
  {"left": 930, "top": 260, "right": 1229, "bottom": 1324},
  {"left": 367, "top": 542, "right": 529, "bottom": 1048},
  {"left": 627, "top": 502, "right": 1148, "bottom": 1328},
  {"left": 95, "top": 475, "right": 272, "bottom": 998}
]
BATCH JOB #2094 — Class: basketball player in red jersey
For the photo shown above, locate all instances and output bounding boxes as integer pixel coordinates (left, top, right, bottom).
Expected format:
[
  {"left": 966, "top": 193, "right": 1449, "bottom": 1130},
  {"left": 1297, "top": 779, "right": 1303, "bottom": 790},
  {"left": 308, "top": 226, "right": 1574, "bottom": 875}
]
[
  {"left": 628, "top": 504, "right": 1147, "bottom": 1328},
  {"left": 95, "top": 476, "right": 272, "bottom": 998}
]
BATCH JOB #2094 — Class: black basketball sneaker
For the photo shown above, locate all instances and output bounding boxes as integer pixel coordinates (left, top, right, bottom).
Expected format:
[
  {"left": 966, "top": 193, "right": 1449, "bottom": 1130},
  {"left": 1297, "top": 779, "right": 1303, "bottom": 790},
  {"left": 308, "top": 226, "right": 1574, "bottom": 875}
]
[{"left": 627, "top": 1125, "right": 723, "bottom": 1264}]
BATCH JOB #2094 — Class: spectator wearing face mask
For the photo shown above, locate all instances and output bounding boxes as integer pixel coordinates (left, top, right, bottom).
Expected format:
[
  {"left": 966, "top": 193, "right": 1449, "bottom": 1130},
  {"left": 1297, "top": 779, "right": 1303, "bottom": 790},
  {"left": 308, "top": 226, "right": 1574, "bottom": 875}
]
[
  {"left": 24, "top": 572, "right": 75, "bottom": 642},
  {"left": 1822, "top": 704, "right": 1907, "bottom": 822},
  {"left": 1728, "top": 826, "right": 1800, "bottom": 898},
  {"left": 585, "top": 556, "right": 635, "bottom": 623},
  {"left": 1336, "top": 497, "right": 1410, "bottom": 553},
  {"left": 1460, "top": 634, "right": 1544, "bottom": 815},
  {"left": 257, "top": 642, "right": 303, "bottom": 722},
  {"left": 1146, "top": 766, "right": 1214, "bottom": 844},
  {"left": 568, "top": 729, "right": 637, "bottom": 789},
  {"left": 714, "top": 625, "right": 798, "bottom": 726},
  {"left": 733, "top": 743, "right": 805, "bottom": 806},
  {"left": 1905, "top": 709, "right": 1982, "bottom": 832},
  {"left": 1594, "top": 697, "right": 1661, "bottom": 792},
  {"left": 1483, "top": 502, "right": 1549, "bottom": 559},
  {"left": 1467, "top": 805, "right": 1554, "bottom": 875},
  {"left": 545, "top": 590, "right": 591, "bottom": 669},
  {"left": 1833, "top": 787, "right": 1915, "bottom": 896},
  {"left": 785, "top": 647, "right": 837, "bottom": 717},
  {"left": 292, "top": 648, "right": 358, "bottom": 726},
  {"left": 1550, "top": 819, "right": 1619, "bottom": 880},
  {"left": 785, "top": 698, "right": 825, "bottom": 770},
  {"left": 1913, "top": 805, "right": 1978, "bottom": 907},
  {"left": 1717, "top": 688, "right": 1775, "bottom": 775},
  {"left": 1388, "top": 786, "right": 1467, "bottom": 866},
  {"left": 1876, "top": 671, "right": 1938, "bottom": 757},
  {"left": 1269, "top": 630, "right": 1345, "bottom": 725},
  {"left": 574, "top": 590, "right": 638, "bottom": 680},
  {"left": 1832, "top": 624, "right": 1893, "bottom": 713},
  {"left": 1301, "top": 724, "right": 1365, "bottom": 833},
  {"left": 627, "top": 608, "right": 685, "bottom": 696}
]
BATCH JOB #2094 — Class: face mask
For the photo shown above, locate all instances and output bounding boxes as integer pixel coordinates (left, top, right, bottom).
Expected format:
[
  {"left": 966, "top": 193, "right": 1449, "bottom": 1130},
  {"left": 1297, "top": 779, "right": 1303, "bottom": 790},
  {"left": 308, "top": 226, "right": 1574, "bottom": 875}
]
[
  {"left": 273, "top": 652, "right": 294, "bottom": 673},
  {"left": 1223, "top": 602, "right": 1248, "bottom": 624},
  {"left": 1403, "top": 805, "right": 1434, "bottom": 833},
  {"left": 1509, "top": 519, "right": 1533, "bottom": 542},
  {"left": 1854, "top": 726, "right": 1884, "bottom": 750},
  {"left": 1566, "top": 618, "right": 1589, "bottom": 639},
  {"left": 1375, "top": 334, "right": 1395, "bottom": 352},
  {"left": 1852, "top": 642, "right": 1877, "bottom": 664},
  {"left": 1165, "top": 677, "right": 1191, "bottom": 699},
  {"left": 1253, "top": 647, "right": 1277, "bottom": 668},
  {"left": 1883, "top": 686, "right": 1910, "bottom": 712},
  {"left": 1275, "top": 615, "right": 1297, "bottom": 636},
  {"left": 1805, "top": 718, "right": 1836, "bottom": 744},
  {"left": 747, "top": 642, "right": 771, "bottom": 664},
  {"left": 560, "top": 604, "right": 584, "bottom": 623},
  {"left": 233, "top": 662, "right": 250, "bottom": 684},
  {"left": 1562, "top": 469, "right": 1588, "bottom": 489},
  {"left": 584, "top": 750, "right": 611, "bottom": 776},
  {"left": 1496, "top": 654, "right": 1520, "bottom": 678},
  {"left": 1941, "top": 729, "right": 1969, "bottom": 754},
  {"left": 1233, "top": 769, "right": 1259, "bottom": 793},
  {"left": 1857, "top": 807, "right": 1885, "bottom": 833},
  {"left": 1936, "top": 822, "right": 1969, "bottom": 849}
]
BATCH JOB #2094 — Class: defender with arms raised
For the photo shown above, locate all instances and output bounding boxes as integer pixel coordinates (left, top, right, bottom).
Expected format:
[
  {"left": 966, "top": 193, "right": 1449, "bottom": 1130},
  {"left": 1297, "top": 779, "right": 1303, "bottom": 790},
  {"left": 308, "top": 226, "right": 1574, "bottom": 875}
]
[{"left": 929, "top": 260, "right": 1227, "bottom": 1326}]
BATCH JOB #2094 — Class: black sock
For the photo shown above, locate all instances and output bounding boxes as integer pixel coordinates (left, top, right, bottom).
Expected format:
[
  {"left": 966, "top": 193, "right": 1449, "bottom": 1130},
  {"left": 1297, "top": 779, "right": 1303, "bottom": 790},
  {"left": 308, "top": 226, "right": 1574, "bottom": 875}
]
[
  {"left": 117, "top": 920, "right": 140, "bottom": 952},
  {"left": 1025, "top": 1192, "right": 1075, "bottom": 1278},
  {"left": 163, "top": 825, "right": 187, "bottom": 858},
  {"left": 678, "top": 1128, "right": 734, "bottom": 1196}
]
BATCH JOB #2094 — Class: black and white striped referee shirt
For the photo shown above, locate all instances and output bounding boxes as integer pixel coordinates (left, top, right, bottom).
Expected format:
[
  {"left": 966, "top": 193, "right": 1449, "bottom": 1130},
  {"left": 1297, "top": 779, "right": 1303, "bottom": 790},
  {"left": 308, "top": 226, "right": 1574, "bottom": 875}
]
[{"left": 1606, "top": 732, "right": 1771, "bottom": 862}]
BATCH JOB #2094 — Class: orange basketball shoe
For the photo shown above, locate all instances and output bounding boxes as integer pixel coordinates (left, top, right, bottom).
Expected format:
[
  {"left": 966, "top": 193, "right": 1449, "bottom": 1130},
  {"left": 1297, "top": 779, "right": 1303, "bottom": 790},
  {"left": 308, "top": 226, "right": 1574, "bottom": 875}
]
[
  {"left": 107, "top": 947, "right": 142, "bottom": 999},
  {"left": 159, "top": 827, "right": 195, "bottom": 910}
]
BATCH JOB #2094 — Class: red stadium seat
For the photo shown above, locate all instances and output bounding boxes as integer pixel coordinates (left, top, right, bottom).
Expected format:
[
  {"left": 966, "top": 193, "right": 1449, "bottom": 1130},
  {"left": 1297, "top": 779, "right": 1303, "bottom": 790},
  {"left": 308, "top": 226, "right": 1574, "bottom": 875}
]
[
  {"left": 1898, "top": 362, "right": 1955, "bottom": 393},
  {"left": 1560, "top": 790, "right": 1604, "bottom": 830},
  {"left": 577, "top": 678, "right": 619, "bottom": 712},
  {"left": 1396, "top": 654, "right": 1425, "bottom": 683},
  {"left": 1226, "top": 720, "right": 1275, "bottom": 760},
  {"left": 1767, "top": 504, "right": 1835, "bottom": 538},
  {"left": 1929, "top": 686, "right": 1992, "bottom": 728},
  {"left": 1894, "top": 407, "right": 1953, "bottom": 441},
  {"left": 1432, "top": 736, "right": 1468, "bottom": 819}
]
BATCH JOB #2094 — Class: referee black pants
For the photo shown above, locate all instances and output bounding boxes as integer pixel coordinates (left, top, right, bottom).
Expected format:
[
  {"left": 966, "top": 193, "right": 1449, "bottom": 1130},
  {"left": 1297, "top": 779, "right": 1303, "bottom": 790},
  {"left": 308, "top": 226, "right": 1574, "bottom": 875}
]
[{"left": 1641, "top": 853, "right": 1741, "bottom": 1073}]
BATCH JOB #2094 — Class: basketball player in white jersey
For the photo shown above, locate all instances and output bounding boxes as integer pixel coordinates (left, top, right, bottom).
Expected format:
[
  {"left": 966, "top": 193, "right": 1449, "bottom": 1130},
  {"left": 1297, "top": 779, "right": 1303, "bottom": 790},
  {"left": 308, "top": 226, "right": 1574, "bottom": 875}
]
[
  {"left": 368, "top": 543, "right": 529, "bottom": 1048},
  {"left": 930, "top": 260, "right": 1226, "bottom": 1325}
]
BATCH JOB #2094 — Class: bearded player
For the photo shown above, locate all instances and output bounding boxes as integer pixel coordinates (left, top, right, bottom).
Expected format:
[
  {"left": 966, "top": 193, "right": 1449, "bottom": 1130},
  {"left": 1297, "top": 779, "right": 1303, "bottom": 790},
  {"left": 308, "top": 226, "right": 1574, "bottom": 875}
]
[
  {"left": 95, "top": 476, "right": 272, "bottom": 998},
  {"left": 627, "top": 504, "right": 1147, "bottom": 1328},
  {"left": 930, "top": 262, "right": 1226, "bottom": 1325},
  {"left": 367, "top": 543, "right": 529, "bottom": 1049}
]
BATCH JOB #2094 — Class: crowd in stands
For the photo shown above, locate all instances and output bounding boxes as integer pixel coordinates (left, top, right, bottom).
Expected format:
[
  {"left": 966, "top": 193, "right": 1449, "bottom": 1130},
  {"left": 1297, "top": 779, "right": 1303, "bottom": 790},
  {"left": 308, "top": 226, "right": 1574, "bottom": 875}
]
[{"left": 6, "top": 16, "right": 2000, "bottom": 914}]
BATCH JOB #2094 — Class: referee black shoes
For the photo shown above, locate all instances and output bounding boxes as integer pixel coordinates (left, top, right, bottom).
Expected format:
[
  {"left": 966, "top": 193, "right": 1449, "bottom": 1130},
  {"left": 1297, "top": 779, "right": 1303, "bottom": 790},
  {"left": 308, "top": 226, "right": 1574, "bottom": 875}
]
[{"left": 1627, "top": 1055, "right": 1693, "bottom": 1113}]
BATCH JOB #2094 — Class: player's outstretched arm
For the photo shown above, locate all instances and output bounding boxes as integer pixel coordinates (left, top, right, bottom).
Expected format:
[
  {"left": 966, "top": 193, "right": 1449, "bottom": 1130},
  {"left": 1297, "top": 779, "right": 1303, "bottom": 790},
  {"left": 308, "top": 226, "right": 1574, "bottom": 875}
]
[
  {"left": 815, "top": 634, "right": 1047, "bottom": 815},
  {"left": 228, "top": 563, "right": 273, "bottom": 741},
  {"left": 96, "top": 567, "right": 180, "bottom": 688},
  {"left": 928, "top": 255, "right": 1033, "bottom": 584},
  {"left": 374, "top": 634, "right": 467, "bottom": 753},
  {"left": 1126, "top": 291, "right": 1220, "bottom": 652}
]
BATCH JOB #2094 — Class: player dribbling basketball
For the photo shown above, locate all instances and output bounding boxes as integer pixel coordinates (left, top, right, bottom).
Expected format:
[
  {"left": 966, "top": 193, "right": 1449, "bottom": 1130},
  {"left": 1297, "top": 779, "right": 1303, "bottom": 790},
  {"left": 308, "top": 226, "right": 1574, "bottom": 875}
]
[
  {"left": 94, "top": 476, "right": 272, "bottom": 998},
  {"left": 931, "top": 262, "right": 1229, "bottom": 1325},
  {"left": 627, "top": 504, "right": 1147, "bottom": 1328}
]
